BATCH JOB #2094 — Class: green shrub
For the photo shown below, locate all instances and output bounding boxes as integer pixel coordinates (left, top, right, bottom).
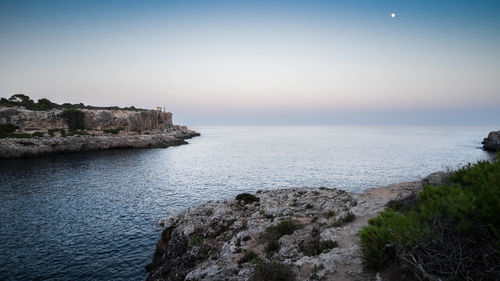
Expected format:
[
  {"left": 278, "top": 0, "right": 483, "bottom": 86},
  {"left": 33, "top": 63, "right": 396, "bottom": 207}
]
[
  {"left": 31, "top": 131, "right": 45, "bottom": 137},
  {"left": 0, "top": 125, "right": 48, "bottom": 139},
  {"left": 236, "top": 193, "right": 260, "bottom": 204},
  {"left": 304, "top": 239, "right": 338, "bottom": 256},
  {"left": 0, "top": 124, "right": 19, "bottom": 138},
  {"left": 264, "top": 239, "right": 280, "bottom": 256},
  {"left": 7, "top": 94, "right": 35, "bottom": 109},
  {"left": 35, "top": 98, "right": 57, "bottom": 110},
  {"left": 1, "top": 94, "right": 55, "bottom": 110},
  {"left": 275, "top": 219, "right": 302, "bottom": 236},
  {"left": 306, "top": 203, "right": 313, "bottom": 209},
  {"left": 312, "top": 264, "right": 325, "bottom": 273},
  {"left": 250, "top": 261, "right": 296, "bottom": 281},
  {"left": 386, "top": 193, "right": 418, "bottom": 212},
  {"left": 1, "top": 133, "right": 32, "bottom": 138},
  {"left": 1, "top": 94, "right": 149, "bottom": 111},
  {"left": 261, "top": 219, "right": 302, "bottom": 256},
  {"left": 359, "top": 210, "right": 428, "bottom": 269},
  {"left": 0, "top": 124, "right": 18, "bottom": 134},
  {"left": 204, "top": 208, "right": 213, "bottom": 216},
  {"left": 62, "top": 108, "right": 85, "bottom": 130},
  {"left": 225, "top": 234, "right": 234, "bottom": 242},
  {"left": 189, "top": 234, "right": 203, "bottom": 247},
  {"left": 0, "top": 97, "right": 16, "bottom": 107},
  {"left": 238, "top": 251, "right": 258, "bottom": 264},
  {"left": 360, "top": 156, "right": 500, "bottom": 279},
  {"left": 325, "top": 210, "right": 335, "bottom": 218}
]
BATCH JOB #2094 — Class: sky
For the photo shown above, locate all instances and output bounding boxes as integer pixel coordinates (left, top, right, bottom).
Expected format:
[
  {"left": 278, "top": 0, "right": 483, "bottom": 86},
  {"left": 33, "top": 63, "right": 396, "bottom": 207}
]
[{"left": 1, "top": 0, "right": 499, "bottom": 125}]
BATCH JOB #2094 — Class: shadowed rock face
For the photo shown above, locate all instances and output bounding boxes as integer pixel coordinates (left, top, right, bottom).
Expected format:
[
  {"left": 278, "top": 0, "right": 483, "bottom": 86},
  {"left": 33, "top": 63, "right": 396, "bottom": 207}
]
[
  {"left": 483, "top": 131, "right": 500, "bottom": 152},
  {"left": 0, "top": 108, "right": 66, "bottom": 131},
  {"left": 0, "top": 107, "right": 174, "bottom": 132}
]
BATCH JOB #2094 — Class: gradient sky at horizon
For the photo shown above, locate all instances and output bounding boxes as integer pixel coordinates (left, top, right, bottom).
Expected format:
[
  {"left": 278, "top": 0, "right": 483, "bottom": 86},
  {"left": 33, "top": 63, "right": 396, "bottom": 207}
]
[{"left": 1, "top": 0, "right": 500, "bottom": 125}]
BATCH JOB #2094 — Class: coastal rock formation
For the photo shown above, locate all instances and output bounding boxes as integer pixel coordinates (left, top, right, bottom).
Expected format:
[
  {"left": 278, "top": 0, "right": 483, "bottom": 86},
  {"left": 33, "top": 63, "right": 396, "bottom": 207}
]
[
  {"left": 146, "top": 177, "right": 436, "bottom": 281},
  {"left": 0, "top": 107, "right": 66, "bottom": 131},
  {"left": 482, "top": 131, "right": 500, "bottom": 151},
  {"left": 0, "top": 106, "right": 199, "bottom": 158},
  {"left": 0, "top": 127, "right": 198, "bottom": 158},
  {"left": 0, "top": 107, "right": 174, "bottom": 132}
]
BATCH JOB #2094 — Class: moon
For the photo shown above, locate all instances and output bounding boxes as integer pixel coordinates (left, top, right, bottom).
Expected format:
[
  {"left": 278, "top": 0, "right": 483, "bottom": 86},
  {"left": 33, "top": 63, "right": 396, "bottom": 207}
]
[{"left": 391, "top": 13, "right": 396, "bottom": 18}]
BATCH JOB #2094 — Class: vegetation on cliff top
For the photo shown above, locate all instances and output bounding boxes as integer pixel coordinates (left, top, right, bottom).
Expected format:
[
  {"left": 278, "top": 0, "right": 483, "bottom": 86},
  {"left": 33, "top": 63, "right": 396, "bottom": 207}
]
[
  {"left": 360, "top": 155, "right": 500, "bottom": 280},
  {"left": 0, "top": 94, "right": 144, "bottom": 111},
  {"left": 0, "top": 124, "right": 45, "bottom": 139}
]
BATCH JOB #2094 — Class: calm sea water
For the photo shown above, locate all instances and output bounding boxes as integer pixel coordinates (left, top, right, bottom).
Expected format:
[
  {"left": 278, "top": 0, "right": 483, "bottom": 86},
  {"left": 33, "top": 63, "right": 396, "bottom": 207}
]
[{"left": 0, "top": 126, "right": 495, "bottom": 280}]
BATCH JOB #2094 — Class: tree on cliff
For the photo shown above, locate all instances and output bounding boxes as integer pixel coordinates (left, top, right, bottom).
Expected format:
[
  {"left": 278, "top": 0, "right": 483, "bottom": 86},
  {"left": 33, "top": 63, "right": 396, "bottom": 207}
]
[
  {"left": 8, "top": 94, "right": 35, "bottom": 108},
  {"left": 36, "top": 98, "right": 57, "bottom": 110},
  {"left": 62, "top": 108, "right": 85, "bottom": 130},
  {"left": 1, "top": 94, "right": 56, "bottom": 110}
]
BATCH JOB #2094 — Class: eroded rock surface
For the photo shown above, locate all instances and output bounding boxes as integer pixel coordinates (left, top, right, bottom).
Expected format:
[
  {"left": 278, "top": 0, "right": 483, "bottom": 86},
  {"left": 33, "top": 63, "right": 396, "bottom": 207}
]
[
  {"left": 0, "top": 106, "right": 199, "bottom": 158},
  {"left": 483, "top": 131, "right": 500, "bottom": 151},
  {"left": 0, "top": 127, "right": 199, "bottom": 158},
  {"left": 147, "top": 177, "right": 434, "bottom": 281},
  {"left": 0, "top": 107, "right": 174, "bottom": 132}
]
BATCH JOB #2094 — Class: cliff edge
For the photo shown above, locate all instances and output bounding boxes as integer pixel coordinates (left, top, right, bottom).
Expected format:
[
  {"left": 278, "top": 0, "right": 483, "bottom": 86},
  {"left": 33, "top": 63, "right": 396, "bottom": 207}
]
[
  {"left": 0, "top": 96, "right": 199, "bottom": 158},
  {"left": 146, "top": 172, "right": 448, "bottom": 281}
]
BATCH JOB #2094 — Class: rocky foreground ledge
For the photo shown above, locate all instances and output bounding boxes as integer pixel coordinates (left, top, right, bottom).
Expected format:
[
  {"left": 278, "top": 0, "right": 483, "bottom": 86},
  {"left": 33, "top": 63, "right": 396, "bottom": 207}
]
[{"left": 146, "top": 172, "right": 448, "bottom": 281}]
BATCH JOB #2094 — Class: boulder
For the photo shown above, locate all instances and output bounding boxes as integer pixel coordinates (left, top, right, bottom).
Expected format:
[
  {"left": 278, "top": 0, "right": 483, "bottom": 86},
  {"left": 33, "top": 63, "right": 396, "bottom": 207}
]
[
  {"left": 483, "top": 131, "right": 500, "bottom": 151},
  {"left": 421, "top": 171, "right": 451, "bottom": 186}
]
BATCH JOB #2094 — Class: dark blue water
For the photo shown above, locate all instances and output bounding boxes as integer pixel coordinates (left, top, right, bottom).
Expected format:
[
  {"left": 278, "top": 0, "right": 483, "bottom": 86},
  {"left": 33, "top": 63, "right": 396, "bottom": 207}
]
[{"left": 0, "top": 126, "right": 495, "bottom": 280}]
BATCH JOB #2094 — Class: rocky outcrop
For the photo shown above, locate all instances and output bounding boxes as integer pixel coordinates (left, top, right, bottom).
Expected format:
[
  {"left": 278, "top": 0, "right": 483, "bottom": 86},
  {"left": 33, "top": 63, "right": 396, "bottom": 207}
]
[
  {"left": 146, "top": 177, "right": 434, "bottom": 281},
  {"left": 0, "top": 127, "right": 199, "bottom": 158},
  {"left": 483, "top": 131, "right": 500, "bottom": 151},
  {"left": 0, "top": 107, "right": 174, "bottom": 132},
  {"left": 0, "top": 106, "right": 199, "bottom": 158},
  {"left": 421, "top": 171, "right": 451, "bottom": 186},
  {"left": 0, "top": 107, "right": 66, "bottom": 131}
]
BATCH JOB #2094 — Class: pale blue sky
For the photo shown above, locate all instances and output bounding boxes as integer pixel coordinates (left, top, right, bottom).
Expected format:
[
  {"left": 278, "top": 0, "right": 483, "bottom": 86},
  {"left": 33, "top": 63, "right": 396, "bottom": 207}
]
[{"left": 1, "top": 0, "right": 499, "bottom": 125}]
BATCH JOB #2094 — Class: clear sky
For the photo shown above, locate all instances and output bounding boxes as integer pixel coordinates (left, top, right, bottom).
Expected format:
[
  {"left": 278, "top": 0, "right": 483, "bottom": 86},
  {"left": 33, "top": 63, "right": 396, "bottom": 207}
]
[{"left": 1, "top": 0, "right": 499, "bottom": 125}]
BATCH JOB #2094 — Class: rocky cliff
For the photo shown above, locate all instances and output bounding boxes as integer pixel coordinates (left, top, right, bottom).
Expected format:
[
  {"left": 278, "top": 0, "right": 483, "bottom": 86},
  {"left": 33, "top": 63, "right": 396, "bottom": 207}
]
[
  {"left": 483, "top": 131, "right": 500, "bottom": 151},
  {"left": 146, "top": 173, "right": 447, "bottom": 281},
  {"left": 0, "top": 106, "right": 199, "bottom": 158},
  {"left": 0, "top": 107, "right": 174, "bottom": 132}
]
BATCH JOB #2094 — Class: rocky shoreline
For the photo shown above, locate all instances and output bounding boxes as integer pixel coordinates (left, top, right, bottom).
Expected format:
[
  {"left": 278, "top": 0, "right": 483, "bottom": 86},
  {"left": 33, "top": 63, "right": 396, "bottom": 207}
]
[
  {"left": 0, "top": 126, "right": 199, "bottom": 158},
  {"left": 0, "top": 102, "right": 200, "bottom": 158},
  {"left": 146, "top": 172, "right": 449, "bottom": 281}
]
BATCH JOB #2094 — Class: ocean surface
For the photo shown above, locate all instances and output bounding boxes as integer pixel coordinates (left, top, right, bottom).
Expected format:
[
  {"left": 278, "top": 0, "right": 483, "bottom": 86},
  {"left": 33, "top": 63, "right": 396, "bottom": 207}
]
[{"left": 0, "top": 126, "right": 495, "bottom": 280}]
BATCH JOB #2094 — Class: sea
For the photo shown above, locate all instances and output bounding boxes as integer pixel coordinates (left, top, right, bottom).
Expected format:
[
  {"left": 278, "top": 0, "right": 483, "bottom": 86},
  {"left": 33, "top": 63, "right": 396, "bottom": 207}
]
[{"left": 0, "top": 126, "right": 495, "bottom": 280}]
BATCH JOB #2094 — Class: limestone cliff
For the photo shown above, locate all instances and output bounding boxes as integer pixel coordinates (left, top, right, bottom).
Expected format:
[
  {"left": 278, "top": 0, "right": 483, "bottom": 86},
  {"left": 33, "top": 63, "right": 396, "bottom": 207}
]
[
  {"left": 0, "top": 107, "right": 174, "bottom": 133},
  {"left": 0, "top": 106, "right": 199, "bottom": 158}
]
